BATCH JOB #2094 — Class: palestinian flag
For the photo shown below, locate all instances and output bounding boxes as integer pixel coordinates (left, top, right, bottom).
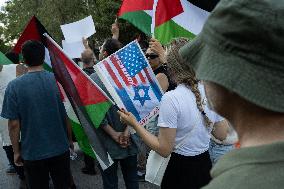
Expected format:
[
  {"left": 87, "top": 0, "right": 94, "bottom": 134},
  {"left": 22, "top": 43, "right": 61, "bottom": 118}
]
[
  {"left": 0, "top": 51, "right": 13, "bottom": 65},
  {"left": 45, "top": 34, "right": 113, "bottom": 170},
  {"left": 13, "top": 16, "right": 113, "bottom": 169},
  {"left": 154, "top": 0, "right": 220, "bottom": 44},
  {"left": 118, "top": 0, "right": 153, "bottom": 36},
  {"left": 12, "top": 16, "right": 53, "bottom": 72}
]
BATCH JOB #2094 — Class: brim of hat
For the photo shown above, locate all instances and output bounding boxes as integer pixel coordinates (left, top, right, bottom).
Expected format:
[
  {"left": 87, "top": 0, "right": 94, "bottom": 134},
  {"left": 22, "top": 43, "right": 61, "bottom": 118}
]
[{"left": 179, "top": 35, "right": 284, "bottom": 113}]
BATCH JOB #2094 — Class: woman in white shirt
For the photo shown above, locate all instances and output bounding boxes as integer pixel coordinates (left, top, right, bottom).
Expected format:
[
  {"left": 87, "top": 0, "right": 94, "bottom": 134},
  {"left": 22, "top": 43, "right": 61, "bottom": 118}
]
[{"left": 118, "top": 38, "right": 227, "bottom": 189}]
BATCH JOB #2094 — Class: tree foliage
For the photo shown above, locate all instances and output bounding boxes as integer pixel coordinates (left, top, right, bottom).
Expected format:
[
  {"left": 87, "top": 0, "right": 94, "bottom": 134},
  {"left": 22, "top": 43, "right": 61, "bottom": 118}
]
[{"left": 0, "top": 0, "right": 142, "bottom": 51}]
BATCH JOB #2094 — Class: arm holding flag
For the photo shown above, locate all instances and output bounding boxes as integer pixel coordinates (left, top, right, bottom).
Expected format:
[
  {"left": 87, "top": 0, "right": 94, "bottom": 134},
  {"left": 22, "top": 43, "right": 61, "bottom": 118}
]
[
  {"left": 149, "top": 38, "right": 166, "bottom": 64},
  {"left": 118, "top": 109, "right": 176, "bottom": 158},
  {"left": 148, "top": 38, "right": 169, "bottom": 92}
]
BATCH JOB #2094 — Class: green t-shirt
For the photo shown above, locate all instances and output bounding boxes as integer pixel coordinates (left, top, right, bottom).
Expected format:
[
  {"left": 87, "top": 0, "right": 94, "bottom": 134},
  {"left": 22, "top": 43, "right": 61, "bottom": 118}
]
[{"left": 203, "top": 142, "right": 284, "bottom": 189}]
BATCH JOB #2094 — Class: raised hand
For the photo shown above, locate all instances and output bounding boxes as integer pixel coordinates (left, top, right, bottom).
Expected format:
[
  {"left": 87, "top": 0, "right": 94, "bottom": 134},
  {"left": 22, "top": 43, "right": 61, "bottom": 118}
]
[
  {"left": 117, "top": 109, "right": 138, "bottom": 127},
  {"left": 111, "top": 17, "right": 119, "bottom": 40},
  {"left": 149, "top": 38, "right": 166, "bottom": 64}
]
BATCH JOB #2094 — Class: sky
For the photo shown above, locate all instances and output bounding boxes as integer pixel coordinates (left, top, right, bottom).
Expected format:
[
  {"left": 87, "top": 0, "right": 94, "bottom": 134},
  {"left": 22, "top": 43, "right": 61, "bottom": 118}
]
[{"left": 0, "top": 0, "right": 7, "bottom": 7}]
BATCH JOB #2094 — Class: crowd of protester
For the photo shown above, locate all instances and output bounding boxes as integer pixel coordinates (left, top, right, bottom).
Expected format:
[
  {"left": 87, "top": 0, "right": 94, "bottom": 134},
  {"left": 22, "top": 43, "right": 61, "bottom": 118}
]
[{"left": 1, "top": 0, "right": 283, "bottom": 189}]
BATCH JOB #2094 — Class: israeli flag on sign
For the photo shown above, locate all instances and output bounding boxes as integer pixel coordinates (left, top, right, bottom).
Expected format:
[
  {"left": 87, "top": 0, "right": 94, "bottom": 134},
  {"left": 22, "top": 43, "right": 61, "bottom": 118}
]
[{"left": 95, "top": 40, "right": 164, "bottom": 126}]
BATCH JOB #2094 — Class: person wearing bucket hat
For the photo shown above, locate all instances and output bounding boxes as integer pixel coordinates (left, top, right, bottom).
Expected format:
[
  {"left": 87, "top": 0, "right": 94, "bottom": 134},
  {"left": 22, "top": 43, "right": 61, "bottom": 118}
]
[{"left": 180, "top": 0, "right": 284, "bottom": 188}]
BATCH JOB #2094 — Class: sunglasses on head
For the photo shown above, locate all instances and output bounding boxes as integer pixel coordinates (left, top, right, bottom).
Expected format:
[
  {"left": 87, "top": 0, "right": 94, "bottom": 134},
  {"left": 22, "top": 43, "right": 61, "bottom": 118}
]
[{"left": 145, "top": 54, "right": 159, "bottom": 60}]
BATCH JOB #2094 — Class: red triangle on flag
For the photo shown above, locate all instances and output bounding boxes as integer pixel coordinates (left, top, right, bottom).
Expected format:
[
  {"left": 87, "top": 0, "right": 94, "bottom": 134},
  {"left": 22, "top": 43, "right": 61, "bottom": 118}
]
[
  {"left": 118, "top": 0, "right": 154, "bottom": 16},
  {"left": 155, "top": 0, "right": 184, "bottom": 27},
  {"left": 13, "top": 16, "right": 47, "bottom": 54}
]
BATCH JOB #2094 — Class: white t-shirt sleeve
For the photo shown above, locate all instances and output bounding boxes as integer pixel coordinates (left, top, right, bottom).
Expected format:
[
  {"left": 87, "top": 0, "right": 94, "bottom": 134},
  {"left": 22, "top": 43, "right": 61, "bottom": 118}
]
[
  {"left": 215, "top": 114, "right": 224, "bottom": 123},
  {"left": 157, "top": 93, "right": 179, "bottom": 129},
  {"left": 210, "top": 110, "right": 224, "bottom": 123}
]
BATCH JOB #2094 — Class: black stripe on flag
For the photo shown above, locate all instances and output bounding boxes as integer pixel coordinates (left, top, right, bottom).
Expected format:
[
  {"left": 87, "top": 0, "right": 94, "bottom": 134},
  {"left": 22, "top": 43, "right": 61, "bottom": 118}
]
[
  {"left": 45, "top": 37, "right": 113, "bottom": 169},
  {"left": 188, "top": 0, "right": 220, "bottom": 12}
]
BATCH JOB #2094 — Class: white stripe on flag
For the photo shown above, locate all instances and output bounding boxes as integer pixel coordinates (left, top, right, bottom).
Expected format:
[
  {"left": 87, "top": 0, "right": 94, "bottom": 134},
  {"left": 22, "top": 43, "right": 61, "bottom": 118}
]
[
  {"left": 44, "top": 47, "right": 52, "bottom": 67},
  {"left": 172, "top": 0, "right": 209, "bottom": 35}
]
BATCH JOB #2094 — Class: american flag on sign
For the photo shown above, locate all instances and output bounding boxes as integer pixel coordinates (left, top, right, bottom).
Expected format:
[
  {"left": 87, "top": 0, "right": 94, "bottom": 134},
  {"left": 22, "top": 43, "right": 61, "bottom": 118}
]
[{"left": 95, "top": 41, "right": 163, "bottom": 126}]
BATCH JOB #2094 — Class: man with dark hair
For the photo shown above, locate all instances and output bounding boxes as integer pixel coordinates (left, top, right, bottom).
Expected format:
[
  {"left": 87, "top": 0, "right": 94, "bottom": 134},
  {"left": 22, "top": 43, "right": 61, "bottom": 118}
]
[
  {"left": 99, "top": 38, "right": 122, "bottom": 60},
  {"left": 180, "top": 0, "right": 284, "bottom": 188},
  {"left": 21, "top": 40, "right": 45, "bottom": 66},
  {"left": 1, "top": 40, "right": 73, "bottom": 189},
  {"left": 90, "top": 39, "right": 139, "bottom": 189}
]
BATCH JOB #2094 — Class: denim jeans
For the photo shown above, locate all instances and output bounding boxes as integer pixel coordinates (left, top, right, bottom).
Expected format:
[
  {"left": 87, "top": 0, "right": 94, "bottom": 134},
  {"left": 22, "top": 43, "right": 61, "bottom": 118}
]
[
  {"left": 99, "top": 155, "right": 139, "bottom": 189},
  {"left": 209, "top": 139, "right": 234, "bottom": 165}
]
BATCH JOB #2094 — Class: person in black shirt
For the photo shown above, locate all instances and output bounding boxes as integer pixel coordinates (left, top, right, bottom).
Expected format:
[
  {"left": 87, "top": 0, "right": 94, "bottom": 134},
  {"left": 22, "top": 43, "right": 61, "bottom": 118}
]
[{"left": 146, "top": 39, "right": 176, "bottom": 92}]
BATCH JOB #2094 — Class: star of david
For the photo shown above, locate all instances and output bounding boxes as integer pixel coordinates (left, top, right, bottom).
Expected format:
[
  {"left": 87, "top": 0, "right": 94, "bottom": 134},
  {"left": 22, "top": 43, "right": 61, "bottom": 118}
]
[{"left": 133, "top": 85, "right": 151, "bottom": 106}]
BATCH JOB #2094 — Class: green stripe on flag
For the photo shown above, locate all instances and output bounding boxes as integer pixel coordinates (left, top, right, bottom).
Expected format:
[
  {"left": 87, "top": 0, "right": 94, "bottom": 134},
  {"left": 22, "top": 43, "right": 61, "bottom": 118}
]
[
  {"left": 155, "top": 20, "right": 196, "bottom": 45},
  {"left": 120, "top": 11, "right": 152, "bottom": 36},
  {"left": 85, "top": 102, "right": 112, "bottom": 129},
  {"left": 70, "top": 118, "right": 96, "bottom": 159},
  {"left": 0, "top": 51, "right": 13, "bottom": 65},
  {"left": 43, "top": 62, "right": 53, "bottom": 72}
]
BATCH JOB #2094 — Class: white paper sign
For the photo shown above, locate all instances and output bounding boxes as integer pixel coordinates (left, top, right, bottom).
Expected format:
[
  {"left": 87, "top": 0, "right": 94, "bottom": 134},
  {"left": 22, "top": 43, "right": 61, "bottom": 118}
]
[
  {"left": 60, "top": 16, "right": 96, "bottom": 42},
  {"left": 62, "top": 40, "right": 85, "bottom": 59}
]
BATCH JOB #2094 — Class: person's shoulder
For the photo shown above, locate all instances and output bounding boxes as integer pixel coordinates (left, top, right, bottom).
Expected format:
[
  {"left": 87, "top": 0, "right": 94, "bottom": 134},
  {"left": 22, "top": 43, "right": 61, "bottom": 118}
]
[
  {"left": 161, "top": 87, "right": 183, "bottom": 107},
  {"left": 8, "top": 74, "right": 24, "bottom": 85},
  {"left": 163, "top": 84, "right": 190, "bottom": 98},
  {"left": 162, "top": 89, "right": 176, "bottom": 102},
  {"left": 44, "top": 70, "right": 54, "bottom": 76},
  {"left": 42, "top": 71, "right": 56, "bottom": 80}
]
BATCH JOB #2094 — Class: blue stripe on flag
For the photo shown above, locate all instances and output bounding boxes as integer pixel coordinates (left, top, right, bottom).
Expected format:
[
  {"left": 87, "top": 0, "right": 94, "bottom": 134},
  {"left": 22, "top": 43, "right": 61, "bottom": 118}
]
[
  {"left": 115, "top": 88, "right": 141, "bottom": 121},
  {"left": 149, "top": 81, "right": 162, "bottom": 101}
]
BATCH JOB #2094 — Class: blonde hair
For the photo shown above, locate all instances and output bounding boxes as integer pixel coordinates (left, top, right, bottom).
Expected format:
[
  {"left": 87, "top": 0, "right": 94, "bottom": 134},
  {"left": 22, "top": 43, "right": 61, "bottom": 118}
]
[{"left": 166, "top": 38, "right": 212, "bottom": 127}]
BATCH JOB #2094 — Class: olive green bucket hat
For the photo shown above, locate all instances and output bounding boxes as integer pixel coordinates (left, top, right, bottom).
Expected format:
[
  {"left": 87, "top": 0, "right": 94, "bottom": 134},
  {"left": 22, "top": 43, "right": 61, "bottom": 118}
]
[{"left": 180, "top": 0, "right": 284, "bottom": 113}]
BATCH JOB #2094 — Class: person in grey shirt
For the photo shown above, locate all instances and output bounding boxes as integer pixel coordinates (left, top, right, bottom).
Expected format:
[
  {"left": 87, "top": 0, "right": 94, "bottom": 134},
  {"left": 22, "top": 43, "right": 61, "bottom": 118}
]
[{"left": 90, "top": 38, "right": 138, "bottom": 189}]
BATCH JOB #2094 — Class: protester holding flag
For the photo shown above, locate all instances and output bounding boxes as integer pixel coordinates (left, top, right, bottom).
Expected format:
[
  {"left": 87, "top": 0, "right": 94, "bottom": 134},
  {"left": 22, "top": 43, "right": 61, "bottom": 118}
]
[
  {"left": 90, "top": 38, "right": 139, "bottom": 189},
  {"left": 119, "top": 38, "right": 228, "bottom": 189},
  {"left": 136, "top": 38, "right": 177, "bottom": 180},
  {"left": 1, "top": 41, "right": 73, "bottom": 189}
]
